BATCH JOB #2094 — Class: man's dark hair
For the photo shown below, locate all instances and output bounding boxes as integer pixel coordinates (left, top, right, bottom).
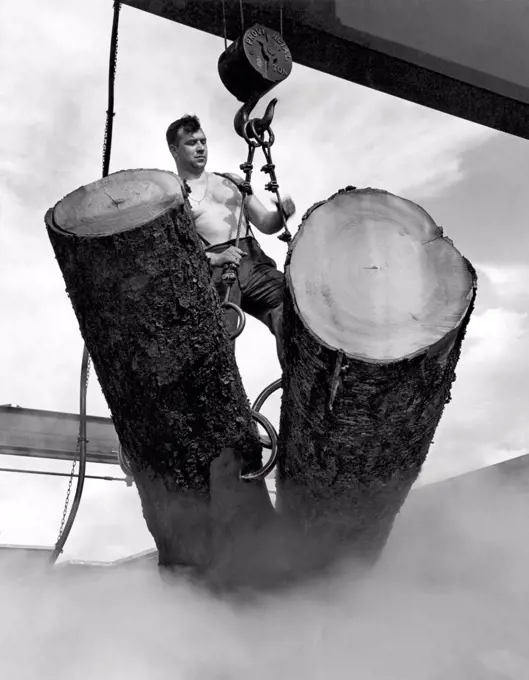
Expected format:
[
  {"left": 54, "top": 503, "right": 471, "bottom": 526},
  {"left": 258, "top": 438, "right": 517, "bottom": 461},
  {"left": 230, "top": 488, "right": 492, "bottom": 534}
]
[{"left": 166, "top": 114, "right": 201, "bottom": 148}]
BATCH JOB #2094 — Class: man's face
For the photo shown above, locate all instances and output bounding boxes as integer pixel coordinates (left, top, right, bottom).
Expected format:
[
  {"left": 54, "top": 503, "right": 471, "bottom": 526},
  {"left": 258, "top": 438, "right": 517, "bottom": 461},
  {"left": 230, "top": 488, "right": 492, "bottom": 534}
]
[{"left": 171, "top": 128, "right": 208, "bottom": 170}]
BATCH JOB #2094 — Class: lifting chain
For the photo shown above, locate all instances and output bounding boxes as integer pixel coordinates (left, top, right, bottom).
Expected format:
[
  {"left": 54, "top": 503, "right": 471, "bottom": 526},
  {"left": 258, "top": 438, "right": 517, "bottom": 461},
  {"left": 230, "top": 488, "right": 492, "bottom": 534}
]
[
  {"left": 50, "top": 0, "right": 122, "bottom": 565},
  {"left": 220, "top": 95, "right": 292, "bottom": 480},
  {"left": 218, "top": 153, "right": 281, "bottom": 480},
  {"left": 244, "top": 122, "right": 292, "bottom": 244},
  {"left": 236, "top": 97, "right": 292, "bottom": 244},
  {"left": 56, "top": 357, "right": 91, "bottom": 541},
  {"left": 220, "top": 169, "right": 251, "bottom": 340},
  {"left": 56, "top": 442, "right": 81, "bottom": 541},
  {"left": 50, "top": 350, "right": 91, "bottom": 562},
  {"left": 219, "top": 122, "right": 260, "bottom": 340},
  {"left": 221, "top": 91, "right": 293, "bottom": 340},
  {"left": 216, "top": 18, "right": 293, "bottom": 478}
]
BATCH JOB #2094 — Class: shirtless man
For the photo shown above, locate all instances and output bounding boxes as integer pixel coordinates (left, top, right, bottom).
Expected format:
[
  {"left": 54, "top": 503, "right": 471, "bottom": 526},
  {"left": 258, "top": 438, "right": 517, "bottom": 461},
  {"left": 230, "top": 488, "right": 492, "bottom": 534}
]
[{"left": 166, "top": 114, "right": 296, "bottom": 368}]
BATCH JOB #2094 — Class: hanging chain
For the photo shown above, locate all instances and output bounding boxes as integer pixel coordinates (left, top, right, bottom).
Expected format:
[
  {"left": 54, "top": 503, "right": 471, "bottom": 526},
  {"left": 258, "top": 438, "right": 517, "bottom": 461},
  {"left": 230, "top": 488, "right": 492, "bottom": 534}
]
[
  {"left": 219, "top": 142, "right": 257, "bottom": 339},
  {"left": 234, "top": 141, "right": 257, "bottom": 252},
  {"left": 222, "top": 0, "right": 282, "bottom": 53},
  {"left": 221, "top": 139, "right": 257, "bottom": 293},
  {"left": 220, "top": 115, "right": 291, "bottom": 350},
  {"left": 215, "top": 5, "right": 290, "bottom": 479},
  {"left": 260, "top": 133, "right": 292, "bottom": 242},
  {"left": 54, "top": 356, "right": 91, "bottom": 544},
  {"left": 243, "top": 120, "right": 292, "bottom": 242},
  {"left": 52, "top": 1, "right": 121, "bottom": 560},
  {"left": 102, "top": 1, "right": 121, "bottom": 178},
  {"left": 56, "top": 458, "right": 78, "bottom": 541}
]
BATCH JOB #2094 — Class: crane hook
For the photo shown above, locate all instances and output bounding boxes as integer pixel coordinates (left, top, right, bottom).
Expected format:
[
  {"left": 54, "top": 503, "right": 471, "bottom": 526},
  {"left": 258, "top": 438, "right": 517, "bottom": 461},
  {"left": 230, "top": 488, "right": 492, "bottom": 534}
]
[{"left": 234, "top": 96, "right": 278, "bottom": 144}]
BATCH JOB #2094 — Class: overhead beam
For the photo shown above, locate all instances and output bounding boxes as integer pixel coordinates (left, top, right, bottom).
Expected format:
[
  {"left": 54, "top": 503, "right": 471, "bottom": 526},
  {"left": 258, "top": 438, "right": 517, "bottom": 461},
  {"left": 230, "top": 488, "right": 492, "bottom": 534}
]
[
  {"left": 0, "top": 405, "right": 119, "bottom": 465},
  {"left": 0, "top": 444, "right": 117, "bottom": 466},
  {"left": 121, "top": 0, "right": 529, "bottom": 141}
]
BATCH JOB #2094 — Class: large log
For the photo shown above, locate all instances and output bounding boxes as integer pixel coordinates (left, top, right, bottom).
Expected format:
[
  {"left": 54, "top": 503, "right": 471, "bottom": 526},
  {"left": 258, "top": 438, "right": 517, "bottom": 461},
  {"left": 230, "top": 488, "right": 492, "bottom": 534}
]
[
  {"left": 44, "top": 169, "right": 274, "bottom": 574},
  {"left": 277, "top": 187, "right": 477, "bottom": 564}
]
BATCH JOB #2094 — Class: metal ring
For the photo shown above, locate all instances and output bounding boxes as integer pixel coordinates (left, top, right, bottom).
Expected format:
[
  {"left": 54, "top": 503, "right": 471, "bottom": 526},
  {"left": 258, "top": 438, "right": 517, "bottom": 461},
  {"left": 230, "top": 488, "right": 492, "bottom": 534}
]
[
  {"left": 251, "top": 377, "right": 282, "bottom": 413},
  {"left": 242, "top": 122, "right": 261, "bottom": 147},
  {"left": 240, "top": 410, "right": 278, "bottom": 482},
  {"left": 251, "top": 378, "right": 282, "bottom": 449},
  {"left": 261, "top": 129, "right": 275, "bottom": 147},
  {"left": 248, "top": 119, "right": 266, "bottom": 146},
  {"left": 117, "top": 442, "right": 133, "bottom": 477},
  {"left": 221, "top": 300, "right": 246, "bottom": 339}
]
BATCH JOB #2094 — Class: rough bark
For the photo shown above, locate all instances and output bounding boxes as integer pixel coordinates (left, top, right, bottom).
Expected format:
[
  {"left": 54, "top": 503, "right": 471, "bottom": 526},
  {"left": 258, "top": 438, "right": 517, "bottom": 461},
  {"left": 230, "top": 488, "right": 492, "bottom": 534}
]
[
  {"left": 44, "top": 169, "right": 273, "bottom": 573},
  {"left": 276, "top": 187, "right": 477, "bottom": 565}
]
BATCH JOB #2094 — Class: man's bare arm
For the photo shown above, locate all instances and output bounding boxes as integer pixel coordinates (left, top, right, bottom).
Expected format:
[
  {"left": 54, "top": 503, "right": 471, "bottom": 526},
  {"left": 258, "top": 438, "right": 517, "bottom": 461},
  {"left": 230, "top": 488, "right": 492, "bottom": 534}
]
[
  {"left": 246, "top": 194, "right": 284, "bottom": 235},
  {"left": 225, "top": 173, "right": 295, "bottom": 235}
]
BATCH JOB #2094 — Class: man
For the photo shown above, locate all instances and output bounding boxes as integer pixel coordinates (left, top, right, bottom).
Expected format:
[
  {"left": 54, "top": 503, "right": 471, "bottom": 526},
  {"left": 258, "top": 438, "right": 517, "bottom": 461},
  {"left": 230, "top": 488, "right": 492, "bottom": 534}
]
[{"left": 166, "top": 114, "right": 296, "bottom": 369}]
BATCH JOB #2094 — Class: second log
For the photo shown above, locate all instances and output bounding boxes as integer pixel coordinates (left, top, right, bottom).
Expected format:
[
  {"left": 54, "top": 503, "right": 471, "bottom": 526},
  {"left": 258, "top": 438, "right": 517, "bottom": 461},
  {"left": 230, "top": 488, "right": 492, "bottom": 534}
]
[{"left": 276, "top": 187, "right": 477, "bottom": 565}]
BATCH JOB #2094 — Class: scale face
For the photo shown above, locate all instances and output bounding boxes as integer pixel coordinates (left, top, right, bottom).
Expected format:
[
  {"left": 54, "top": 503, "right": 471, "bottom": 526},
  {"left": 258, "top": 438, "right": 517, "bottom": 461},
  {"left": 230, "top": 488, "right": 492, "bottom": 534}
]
[{"left": 242, "top": 24, "right": 292, "bottom": 83}]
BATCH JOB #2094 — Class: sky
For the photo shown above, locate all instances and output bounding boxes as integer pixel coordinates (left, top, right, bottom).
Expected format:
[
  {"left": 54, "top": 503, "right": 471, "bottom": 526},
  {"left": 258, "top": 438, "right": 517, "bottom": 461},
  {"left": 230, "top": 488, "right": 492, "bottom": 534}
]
[{"left": 1, "top": 0, "right": 529, "bottom": 567}]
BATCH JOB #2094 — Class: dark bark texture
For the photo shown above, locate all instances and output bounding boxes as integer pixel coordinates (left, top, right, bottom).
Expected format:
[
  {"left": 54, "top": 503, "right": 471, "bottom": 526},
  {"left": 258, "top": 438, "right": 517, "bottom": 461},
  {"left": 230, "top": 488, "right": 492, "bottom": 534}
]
[
  {"left": 45, "top": 177, "right": 273, "bottom": 571},
  {"left": 276, "top": 190, "right": 478, "bottom": 565}
]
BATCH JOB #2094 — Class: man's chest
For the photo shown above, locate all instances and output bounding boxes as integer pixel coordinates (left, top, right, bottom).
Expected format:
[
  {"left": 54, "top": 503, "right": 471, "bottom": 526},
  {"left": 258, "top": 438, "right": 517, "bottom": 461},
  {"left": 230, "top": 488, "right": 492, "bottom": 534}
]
[
  {"left": 209, "top": 175, "right": 242, "bottom": 209},
  {"left": 191, "top": 177, "right": 241, "bottom": 217}
]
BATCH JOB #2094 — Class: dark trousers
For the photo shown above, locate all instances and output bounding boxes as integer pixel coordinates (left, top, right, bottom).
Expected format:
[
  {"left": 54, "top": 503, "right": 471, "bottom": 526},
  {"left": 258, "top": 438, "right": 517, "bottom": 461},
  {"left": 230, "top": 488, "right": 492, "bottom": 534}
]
[{"left": 207, "top": 237, "right": 285, "bottom": 368}]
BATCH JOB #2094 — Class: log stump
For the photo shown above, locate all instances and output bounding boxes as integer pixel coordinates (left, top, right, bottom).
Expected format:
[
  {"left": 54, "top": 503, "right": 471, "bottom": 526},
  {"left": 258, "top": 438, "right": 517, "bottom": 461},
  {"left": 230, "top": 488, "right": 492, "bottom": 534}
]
[
  {"left": 277, "top": 187, "right": 477, "bottom": 564},
  {"left": 45, "top": 169, "right": 273, "bottom": 573}
]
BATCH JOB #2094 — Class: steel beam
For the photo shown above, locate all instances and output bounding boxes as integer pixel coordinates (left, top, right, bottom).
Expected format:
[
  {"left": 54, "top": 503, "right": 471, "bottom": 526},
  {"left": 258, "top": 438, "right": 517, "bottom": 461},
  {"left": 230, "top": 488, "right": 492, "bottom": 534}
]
[{"left": 121, "top": 0, "right": 529, "bottom": 140}]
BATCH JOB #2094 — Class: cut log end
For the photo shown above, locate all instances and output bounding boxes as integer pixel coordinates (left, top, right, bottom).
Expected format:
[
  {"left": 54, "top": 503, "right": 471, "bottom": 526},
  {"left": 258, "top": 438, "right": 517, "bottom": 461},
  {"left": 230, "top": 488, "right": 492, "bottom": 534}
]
[
  {"left": 51, "top": 169, "right": 184, "bottom": 237},
  {"left": 289, "top": 188, "right": 474, "bottom": 363}
]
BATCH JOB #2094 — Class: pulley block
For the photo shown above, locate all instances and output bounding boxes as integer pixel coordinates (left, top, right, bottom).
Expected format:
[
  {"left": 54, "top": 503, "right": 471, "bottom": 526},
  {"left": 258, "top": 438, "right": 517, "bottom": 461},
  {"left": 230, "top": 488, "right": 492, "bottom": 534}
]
[{"left": 218, "top": 23, "right": 292, "bottom": 103}]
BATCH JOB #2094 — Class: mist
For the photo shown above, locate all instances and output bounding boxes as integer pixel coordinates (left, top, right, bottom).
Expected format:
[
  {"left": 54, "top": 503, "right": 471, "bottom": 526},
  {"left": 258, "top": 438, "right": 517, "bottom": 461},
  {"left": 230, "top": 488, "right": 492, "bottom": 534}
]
[{"left": 1, "top": 467, "right": 528, "bottom": 680}]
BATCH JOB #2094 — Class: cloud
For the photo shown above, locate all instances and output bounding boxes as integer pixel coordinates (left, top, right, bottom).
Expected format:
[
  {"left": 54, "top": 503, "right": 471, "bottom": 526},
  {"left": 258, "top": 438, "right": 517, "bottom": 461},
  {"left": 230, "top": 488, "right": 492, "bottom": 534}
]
[
  {"left": 419, "top": 290, "right": 529, "bottom": 484},
  {"left": 264, "top": 75, "right": 496, "bottom": 215},
  {"left": 477, "top": 263, "right": 529, "bottom": 300}
]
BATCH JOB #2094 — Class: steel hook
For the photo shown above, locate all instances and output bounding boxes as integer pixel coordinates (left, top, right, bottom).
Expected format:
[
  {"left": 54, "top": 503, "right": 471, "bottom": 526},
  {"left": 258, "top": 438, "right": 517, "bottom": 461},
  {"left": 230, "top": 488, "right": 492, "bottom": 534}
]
[{"left": 234, "top": 96, "right": 278, "bottom": 142}]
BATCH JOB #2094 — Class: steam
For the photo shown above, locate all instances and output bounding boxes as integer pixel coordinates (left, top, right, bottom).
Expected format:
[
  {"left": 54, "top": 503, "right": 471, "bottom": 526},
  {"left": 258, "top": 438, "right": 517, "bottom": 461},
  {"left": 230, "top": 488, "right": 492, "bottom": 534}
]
[{"left": 1, "top": 469, "right": 528, "bottom": 679}]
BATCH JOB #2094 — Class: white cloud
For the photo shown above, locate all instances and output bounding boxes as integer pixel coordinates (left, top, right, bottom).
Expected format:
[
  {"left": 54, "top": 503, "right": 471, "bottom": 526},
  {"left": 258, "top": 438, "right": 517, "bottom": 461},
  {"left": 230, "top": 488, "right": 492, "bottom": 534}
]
[
  {"left": 477, "top": 263, "right": 529, "bottom": 299},
  {"left": 419, "top": 302, "right": 529, "bottom": 484}
]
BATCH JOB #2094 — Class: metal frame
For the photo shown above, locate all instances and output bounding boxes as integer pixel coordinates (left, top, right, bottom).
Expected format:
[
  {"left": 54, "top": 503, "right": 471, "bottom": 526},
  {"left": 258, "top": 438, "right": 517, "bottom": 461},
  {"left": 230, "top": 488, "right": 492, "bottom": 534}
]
[
  {"left": 0, "top": 443, "right": 120, "bottom": 466},
  {"left": 56, "top": 548, "right": 159, "bottom": 570},
  {"left": 0, "top": 405, "right": 121, "bottom": 466},
  {"left": 121, "top": 0, "right": 529, "bottom": 141},
  {"left": 0, "top": 466, "right": 128, "bottom": 483}
]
